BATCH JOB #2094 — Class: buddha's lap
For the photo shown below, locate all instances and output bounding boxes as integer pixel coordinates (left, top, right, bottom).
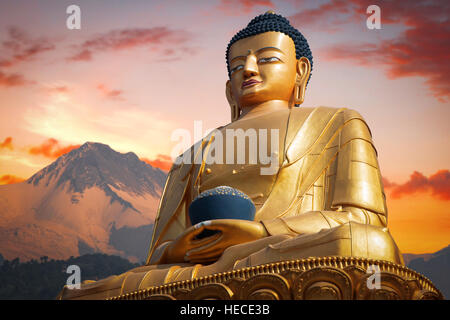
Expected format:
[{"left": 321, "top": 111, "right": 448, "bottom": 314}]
[{"left": 61, "top": 222, "right": 400, "bottom": 299}]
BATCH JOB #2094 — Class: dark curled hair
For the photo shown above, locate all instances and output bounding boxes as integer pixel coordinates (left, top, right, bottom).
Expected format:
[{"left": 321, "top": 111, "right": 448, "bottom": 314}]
[{"left": 226, "top": 12, "right": 313, "bottom": 84}]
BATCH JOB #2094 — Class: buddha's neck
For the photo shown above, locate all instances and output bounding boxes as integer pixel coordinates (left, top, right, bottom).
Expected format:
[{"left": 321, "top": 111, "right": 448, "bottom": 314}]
[{"left": 239, "top": 100, "right": 291, "bottom": 120}]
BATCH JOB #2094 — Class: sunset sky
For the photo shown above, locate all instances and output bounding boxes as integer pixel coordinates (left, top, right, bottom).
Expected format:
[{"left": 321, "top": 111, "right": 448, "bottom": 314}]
[{"left": 0, "top": 0, "right": 448, "bottom": 254}]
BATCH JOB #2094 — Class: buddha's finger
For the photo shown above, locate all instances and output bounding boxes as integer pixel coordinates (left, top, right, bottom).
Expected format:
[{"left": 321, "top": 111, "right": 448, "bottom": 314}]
[
  {"left": 187, "top": 249, "right": 223, "bottom": 261},
  {"left": 205, "top": 219, "right": 236, "bottom": 228},
  {"left": 186, "top": 235, "right": 223, "bottom": 256},
  {"left": 186, "top": 251, "right": 222, "bottom": 262},
  {"left": 189, "top": 231, "right": 222, "bottom": 246},
  {"left": 203, "top": 219, "right": 251, "bottom": 232},
  {"left": 186, "top": 249, "right": 223, "bottom": 264},
  {"left": 187, "top": 244, "right": 224, "bottom": 258},
  {"left": 184, "top": 221, "right": 212, "bottom": 241},
  {"left": 188, "top": 255, "right": 222, "bottom": 264}
]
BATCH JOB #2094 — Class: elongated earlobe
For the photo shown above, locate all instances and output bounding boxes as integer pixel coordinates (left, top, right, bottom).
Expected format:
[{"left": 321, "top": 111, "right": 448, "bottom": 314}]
[
  {"left": 294, "top": 79, "right": 306, "bottom": 105},
  {"left": 226, "top": 80, "right": 240, "bottom": 121},
  {"left": 294, "top": 57, "right": 311, "bottom": 105}
]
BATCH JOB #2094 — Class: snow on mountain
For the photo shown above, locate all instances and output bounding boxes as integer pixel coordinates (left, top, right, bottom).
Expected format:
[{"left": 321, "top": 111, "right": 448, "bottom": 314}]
[{"left": 0, "top": 142, "right": 167, "bottom": 262}]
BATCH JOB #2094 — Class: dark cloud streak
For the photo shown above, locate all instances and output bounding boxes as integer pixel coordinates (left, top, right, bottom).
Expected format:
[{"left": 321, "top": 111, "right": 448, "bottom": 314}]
[
  {"left": 289, "top": 0, "right": 450, "bottom": 101},
  {"left": 68, "top": 27, "right": 196, "bottom": 62},
  {"left": 218, "top": 0, "right": 274, "bottom": 15},
  {"left": 383, "top": 170, "right": 450, "bottom": 201},
  {"left": 0, "top": 26, "right": 55, "bottom": 67}
]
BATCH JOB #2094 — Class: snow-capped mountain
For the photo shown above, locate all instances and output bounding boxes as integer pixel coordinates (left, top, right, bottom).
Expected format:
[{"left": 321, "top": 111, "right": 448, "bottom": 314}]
[{"left": 0, "top": 142, "right": 167, "bottom": 262}]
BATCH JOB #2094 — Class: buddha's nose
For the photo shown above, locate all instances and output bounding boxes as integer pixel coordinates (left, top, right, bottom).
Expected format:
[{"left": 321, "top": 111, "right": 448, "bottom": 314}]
[{"left": 243, "top": 54, "right": 259, "bottom": 78}]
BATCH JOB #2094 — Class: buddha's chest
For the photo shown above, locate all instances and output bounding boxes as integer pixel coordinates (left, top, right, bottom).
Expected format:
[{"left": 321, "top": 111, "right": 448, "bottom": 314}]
[{"left": 197, "top": 110, "right": 290, "bottom": 207}]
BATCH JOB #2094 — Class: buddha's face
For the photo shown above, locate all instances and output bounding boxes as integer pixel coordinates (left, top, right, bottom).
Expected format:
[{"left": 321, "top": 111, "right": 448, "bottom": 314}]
[{"left": 227, "top": 32, "right": 298, "bottom": 108}]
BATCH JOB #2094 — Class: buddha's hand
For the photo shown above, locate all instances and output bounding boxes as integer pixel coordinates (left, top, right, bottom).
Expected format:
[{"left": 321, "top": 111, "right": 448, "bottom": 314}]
[{"left": 175, "top": 219, "right": 268, "bottom": 264}]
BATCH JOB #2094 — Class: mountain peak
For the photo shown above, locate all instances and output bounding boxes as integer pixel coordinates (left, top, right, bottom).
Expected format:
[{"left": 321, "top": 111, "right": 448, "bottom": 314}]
[
  {"left": 27, "top": 142, "right": 167, "bottom": 207},
  {"left": 79, "top": 141, "right": 112, "bottom": 151},
  {"left": 433, "top": 245, "right": 450, "bottom": 257}
]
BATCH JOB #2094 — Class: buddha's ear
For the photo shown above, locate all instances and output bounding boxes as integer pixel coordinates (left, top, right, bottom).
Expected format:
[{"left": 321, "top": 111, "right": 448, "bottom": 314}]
[
  {"left": 294, "top": 57, "right": 311, "bottom": 105},
  {"left": 226, "top": 80, "right": 240, "bottom": 122}
]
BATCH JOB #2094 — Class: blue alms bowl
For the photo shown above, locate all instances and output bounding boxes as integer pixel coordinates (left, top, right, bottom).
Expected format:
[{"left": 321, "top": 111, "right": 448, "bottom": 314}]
[{"left": 188, "top": 186, "right": 256, "bottom": 226}]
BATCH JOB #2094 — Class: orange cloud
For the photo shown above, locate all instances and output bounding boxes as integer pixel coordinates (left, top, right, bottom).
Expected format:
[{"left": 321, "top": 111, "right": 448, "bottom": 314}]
[
  {"left": 384, "top": 170, "right": 450, "bottom": 201},
  {"left": 0, "top": 137, "right": 13, "bottom": 150},
  {"left": 0, "top": 174, "right": 25, "bottom": 185},
  {"left": 69, "top": 49, "right": 92, "bottom": 62},
  {"left": 0, "top": 70, "right": 29, "bottom": 87},
  {"left": 29, "top": 138, "right": 81, "bottom": 159},
  {"left": 141, "top": 154, "right": 172, "bottom": 172}
]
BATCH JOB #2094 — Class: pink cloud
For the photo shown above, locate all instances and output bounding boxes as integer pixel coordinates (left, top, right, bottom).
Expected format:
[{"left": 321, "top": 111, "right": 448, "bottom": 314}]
[
  {"left": 289, "top": 0, "right": 356, "bottom": 33},
  {"left": 0, "top": 26, "right": 55, "bottom": 67},
  {"left": 96, "top": 84, "right": 124, "bottom": 100},
  {"left": 68, "top": 27, "right": 195, "bottom": 62},
  {"left": 45, "top": 86, "right": 70, "bottom": 94},
  {"left": 0, "top": 27, "right": 52, "bottom": 87},
  {"left": 69, "top": 49, "right": 92, "bottom": 62},
  {"left": 289, "top": 0, "right": 450, "bottom": 101},
  {"left": 218, "top": 0, "right": 274, "bottom": 15}
]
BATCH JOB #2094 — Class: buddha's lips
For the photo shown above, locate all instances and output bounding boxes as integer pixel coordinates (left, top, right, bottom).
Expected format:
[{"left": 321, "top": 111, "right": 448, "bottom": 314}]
[{"left": 242, "top": 79, "right": 262, "bottom": 88}]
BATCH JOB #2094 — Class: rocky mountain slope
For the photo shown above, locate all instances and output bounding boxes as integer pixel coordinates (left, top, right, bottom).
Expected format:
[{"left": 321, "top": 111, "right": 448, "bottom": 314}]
[{"left": 0, "top": 142, "right": 166, "bottom": 262}]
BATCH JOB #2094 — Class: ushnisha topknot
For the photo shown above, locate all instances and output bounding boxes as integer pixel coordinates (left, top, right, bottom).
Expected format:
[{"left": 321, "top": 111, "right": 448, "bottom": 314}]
[{"left": 226, "top": 11, "right": 313, "bottom": 83}]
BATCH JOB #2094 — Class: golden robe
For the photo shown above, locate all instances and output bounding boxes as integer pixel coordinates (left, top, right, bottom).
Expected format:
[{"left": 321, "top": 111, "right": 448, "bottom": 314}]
[{"left": 59, "top": 106, "right": 403, "bottom": 300}]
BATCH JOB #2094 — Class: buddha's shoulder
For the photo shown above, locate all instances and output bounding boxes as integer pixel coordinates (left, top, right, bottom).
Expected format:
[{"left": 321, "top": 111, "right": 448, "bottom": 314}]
[
  {"left": 286, "top": 107, "right": 372, "bottom": 150},
  {"left": 290, "top": 106, "right": 366, "bottom": 122}
]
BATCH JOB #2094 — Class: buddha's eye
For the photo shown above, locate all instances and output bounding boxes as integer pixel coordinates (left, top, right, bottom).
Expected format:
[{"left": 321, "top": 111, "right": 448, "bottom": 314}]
[
  {"left": 258, "top": 57, "right": 281, "bottom": 63},
  {"left": 230, "top": 65, "right": 244, "bottom": 75}
]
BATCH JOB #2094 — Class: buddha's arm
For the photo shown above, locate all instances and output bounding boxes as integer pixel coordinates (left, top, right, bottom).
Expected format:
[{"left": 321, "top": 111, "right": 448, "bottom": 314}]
[
  {"left": 262, "top": 113, "right": 388, "bottom": 237},
  {"left": 261, "top": 207, "right": 385, "bottom": 237},
  {"left": 147, "top": 135, "right": 221, "bottom": 265},
  {"left": 146, "top": 143, "right": 202, "bottom": 265},
  {"left": 148, "top": 241, "right": 172, "bottom": 264},
  {"left": 149, "top": 110, "right": 388, "bottom": 263}
]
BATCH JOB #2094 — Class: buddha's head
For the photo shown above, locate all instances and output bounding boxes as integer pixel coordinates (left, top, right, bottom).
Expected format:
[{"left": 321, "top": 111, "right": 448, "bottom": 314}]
[{"left": 226, "top": 11, "right": 313, "bottom": 121}]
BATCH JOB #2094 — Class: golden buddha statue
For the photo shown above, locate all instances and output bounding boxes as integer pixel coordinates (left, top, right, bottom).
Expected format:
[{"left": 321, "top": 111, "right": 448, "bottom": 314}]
[{"left": 59, "top": 12, "right": 443, "bottom": 300}]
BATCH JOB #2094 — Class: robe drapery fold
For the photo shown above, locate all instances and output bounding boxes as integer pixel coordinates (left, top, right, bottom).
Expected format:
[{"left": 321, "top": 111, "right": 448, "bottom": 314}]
[{"left": 146, "top": 106, "right": 389, "bottom": 265}]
